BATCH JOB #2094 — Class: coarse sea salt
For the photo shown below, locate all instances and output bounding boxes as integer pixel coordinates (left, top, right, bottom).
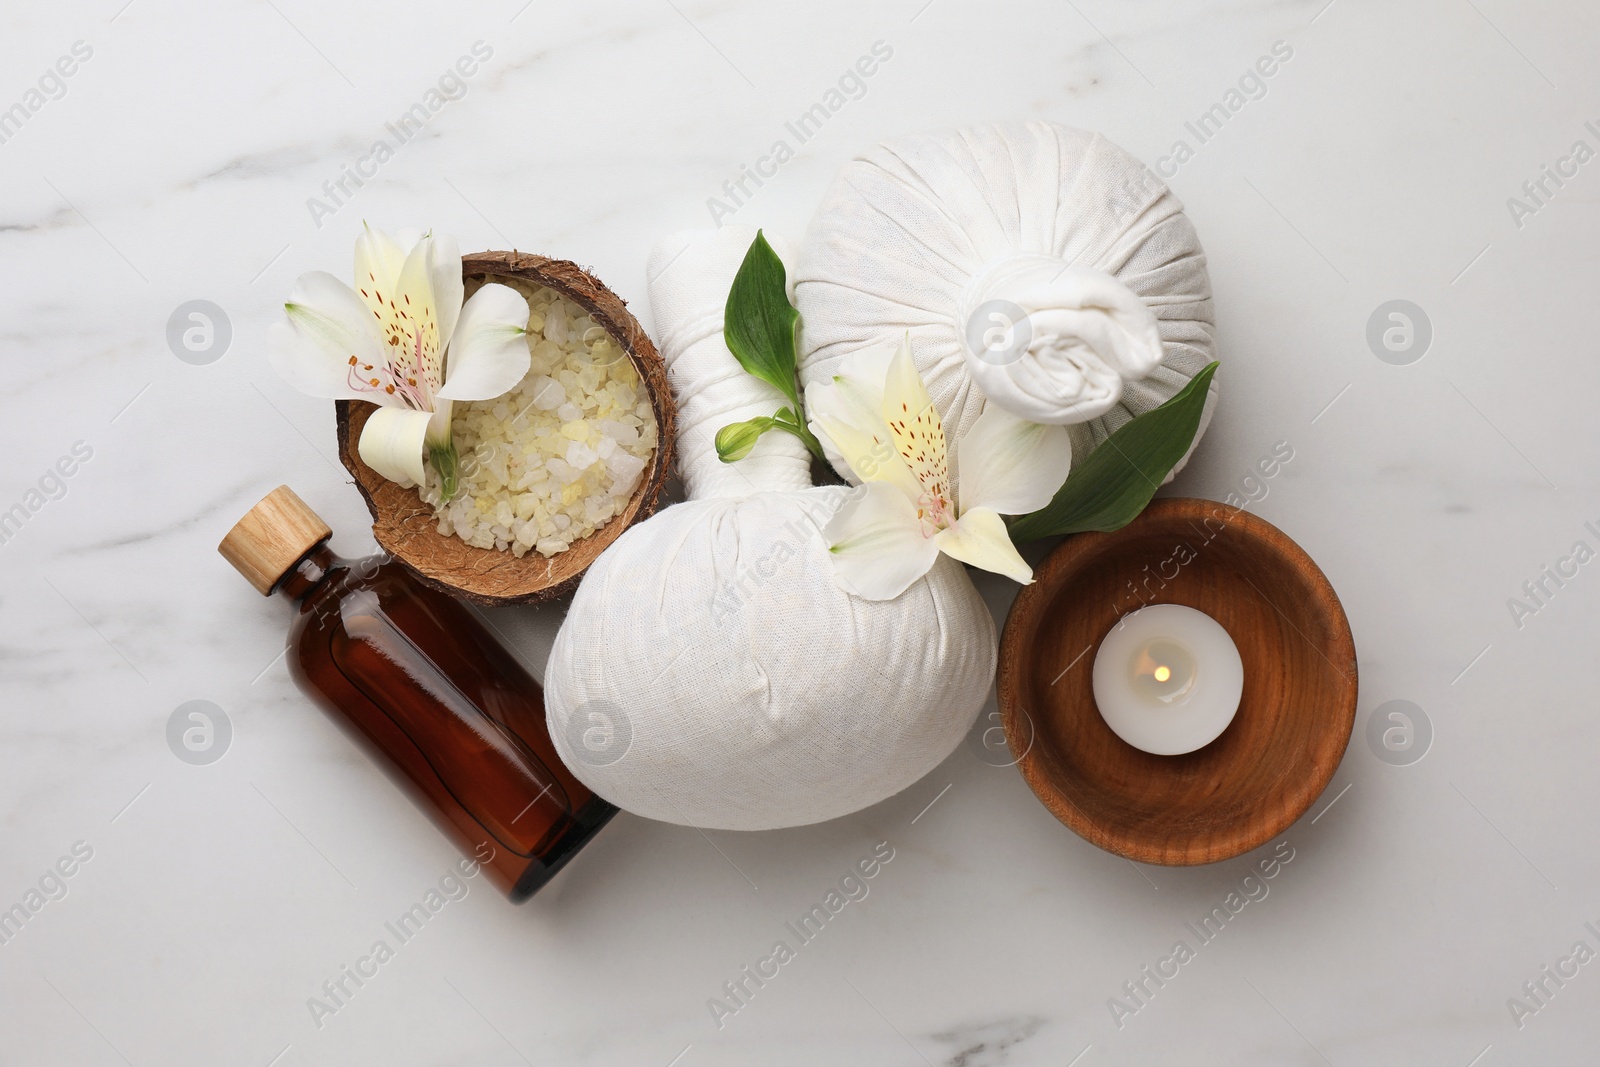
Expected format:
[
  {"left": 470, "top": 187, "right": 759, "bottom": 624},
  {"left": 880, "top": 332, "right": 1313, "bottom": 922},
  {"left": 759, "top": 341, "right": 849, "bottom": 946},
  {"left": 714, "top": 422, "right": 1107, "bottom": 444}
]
[{"left": 419, "top": 279, "right": 657, "bottom": 558}]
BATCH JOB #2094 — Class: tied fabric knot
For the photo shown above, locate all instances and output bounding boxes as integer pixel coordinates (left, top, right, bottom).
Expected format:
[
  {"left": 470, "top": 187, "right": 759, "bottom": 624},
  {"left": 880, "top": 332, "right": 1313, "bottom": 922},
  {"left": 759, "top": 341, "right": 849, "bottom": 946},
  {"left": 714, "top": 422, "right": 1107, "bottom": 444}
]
[{"left": 957, "top": 253, "right": 1163, "bottom": 426}]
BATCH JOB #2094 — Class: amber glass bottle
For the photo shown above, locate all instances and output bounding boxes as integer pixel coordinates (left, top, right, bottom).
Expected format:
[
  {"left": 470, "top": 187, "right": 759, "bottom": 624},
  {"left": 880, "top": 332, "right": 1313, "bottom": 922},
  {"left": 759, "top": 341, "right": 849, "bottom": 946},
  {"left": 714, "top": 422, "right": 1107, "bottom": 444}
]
[{"left": 220, "top": 486, "right": 615, "bottom": 902}]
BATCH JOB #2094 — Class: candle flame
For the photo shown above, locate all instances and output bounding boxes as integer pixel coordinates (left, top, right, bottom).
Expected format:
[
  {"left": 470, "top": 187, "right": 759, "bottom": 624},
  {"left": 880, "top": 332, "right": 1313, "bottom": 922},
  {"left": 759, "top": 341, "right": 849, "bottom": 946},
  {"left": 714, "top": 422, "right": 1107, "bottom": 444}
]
[{"left": 1153, "top": 665, "right": 1171, "bottom": 683}]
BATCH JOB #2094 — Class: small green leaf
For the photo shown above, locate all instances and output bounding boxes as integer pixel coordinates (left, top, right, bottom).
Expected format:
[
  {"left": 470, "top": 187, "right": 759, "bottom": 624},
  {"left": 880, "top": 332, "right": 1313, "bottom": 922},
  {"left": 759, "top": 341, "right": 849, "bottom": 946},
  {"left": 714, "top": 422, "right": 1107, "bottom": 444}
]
[
  {"left": 724, "top": 231, "right": 801, "bottom": 409},
  {"left": 715, "top": 417, "right": 776, "bottom": 463},
  {"left": 715, "top": 411, "right": 829, "bottom": 463},
  {"left": 1008, "top": 362, "right": 1218, "bottom": 542},
  {"left": 429, "top": 442, "right": 461, "bottom": 503}
]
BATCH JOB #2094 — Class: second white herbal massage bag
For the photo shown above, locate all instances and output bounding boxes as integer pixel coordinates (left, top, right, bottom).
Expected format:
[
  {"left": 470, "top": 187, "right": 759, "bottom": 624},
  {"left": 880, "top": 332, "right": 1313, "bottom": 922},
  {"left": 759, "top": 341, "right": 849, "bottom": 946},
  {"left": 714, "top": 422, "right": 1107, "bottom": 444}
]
[
  {"left": 794, "top": 120, "right": 1219, "bottom": 475},
  {"left": 543, "top": 226, "right": 995, "bottom": 831}
]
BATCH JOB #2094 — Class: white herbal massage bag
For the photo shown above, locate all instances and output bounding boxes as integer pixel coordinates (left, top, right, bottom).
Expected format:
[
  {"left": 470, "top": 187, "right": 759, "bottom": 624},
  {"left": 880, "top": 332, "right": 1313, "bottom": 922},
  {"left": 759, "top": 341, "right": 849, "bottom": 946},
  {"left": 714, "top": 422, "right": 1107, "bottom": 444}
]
[
  {"left": 794, "top": 120, "right": 1219, "bottom": 474},
  {"left": 543, "top": 227, "right": 995, "bottom": 831}
]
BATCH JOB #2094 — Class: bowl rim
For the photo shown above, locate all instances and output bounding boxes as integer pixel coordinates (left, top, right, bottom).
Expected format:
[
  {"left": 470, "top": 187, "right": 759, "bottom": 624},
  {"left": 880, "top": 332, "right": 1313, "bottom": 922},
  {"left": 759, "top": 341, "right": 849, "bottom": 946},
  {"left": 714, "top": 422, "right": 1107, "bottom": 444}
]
[
  {"left": 997, "top": 497, "right": 1358, "bottom": 866},
  {"left": 335, "top": 250, "right": 675, "bottom": 606}
]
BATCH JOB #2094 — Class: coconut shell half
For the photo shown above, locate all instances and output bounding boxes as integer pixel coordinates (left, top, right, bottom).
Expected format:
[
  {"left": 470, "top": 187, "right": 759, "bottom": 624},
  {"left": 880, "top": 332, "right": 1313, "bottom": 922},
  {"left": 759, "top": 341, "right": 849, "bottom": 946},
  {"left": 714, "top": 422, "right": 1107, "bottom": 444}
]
[{"left": 336, "top": 250, "right": 674, "bottom": 606}]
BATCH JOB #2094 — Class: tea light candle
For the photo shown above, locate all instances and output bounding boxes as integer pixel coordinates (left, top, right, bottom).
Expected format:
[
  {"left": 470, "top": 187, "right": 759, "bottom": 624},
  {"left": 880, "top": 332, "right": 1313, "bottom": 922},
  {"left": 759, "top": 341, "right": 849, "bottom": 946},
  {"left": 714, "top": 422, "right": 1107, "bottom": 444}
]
[{"left": 1092, "top": 604, "right": 1243, "bottom": 755}]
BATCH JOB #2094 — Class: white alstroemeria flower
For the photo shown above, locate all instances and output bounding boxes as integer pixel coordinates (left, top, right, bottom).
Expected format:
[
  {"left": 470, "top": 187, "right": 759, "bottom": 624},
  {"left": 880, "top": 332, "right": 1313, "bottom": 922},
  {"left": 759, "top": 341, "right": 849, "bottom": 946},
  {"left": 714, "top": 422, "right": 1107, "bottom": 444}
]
[
  {"left": 268, "top": 225, "right": 529, "bottom": 501},
  {"left": 808, "top": 337, "right": 1073, "bottom": 601}
]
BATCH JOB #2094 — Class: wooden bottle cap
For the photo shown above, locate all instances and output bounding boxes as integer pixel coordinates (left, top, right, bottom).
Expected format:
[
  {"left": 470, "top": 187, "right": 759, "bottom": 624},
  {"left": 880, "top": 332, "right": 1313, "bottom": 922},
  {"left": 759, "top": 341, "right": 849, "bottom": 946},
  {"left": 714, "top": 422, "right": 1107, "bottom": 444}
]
[{"left": 219, "top": 486, "right": 332, "bottom": 595}]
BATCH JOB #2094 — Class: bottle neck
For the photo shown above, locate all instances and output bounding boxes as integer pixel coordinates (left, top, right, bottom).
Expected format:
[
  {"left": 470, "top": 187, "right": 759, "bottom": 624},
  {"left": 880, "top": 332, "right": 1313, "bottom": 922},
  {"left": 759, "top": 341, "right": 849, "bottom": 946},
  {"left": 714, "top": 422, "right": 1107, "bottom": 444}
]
[{"left": 274, "top": 540, "right": 341, "bottom": 603}]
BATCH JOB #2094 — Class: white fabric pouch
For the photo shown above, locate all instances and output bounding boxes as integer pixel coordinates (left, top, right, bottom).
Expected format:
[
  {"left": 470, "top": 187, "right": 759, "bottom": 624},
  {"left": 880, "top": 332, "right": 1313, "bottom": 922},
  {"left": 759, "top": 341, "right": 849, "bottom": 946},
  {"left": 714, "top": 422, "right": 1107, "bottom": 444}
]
[
  {"left": 794, "top": 121, "right": 1219, "bottom": 476},
  {"left": 542, "top": 226, "right": 995, "bottom": 831}
]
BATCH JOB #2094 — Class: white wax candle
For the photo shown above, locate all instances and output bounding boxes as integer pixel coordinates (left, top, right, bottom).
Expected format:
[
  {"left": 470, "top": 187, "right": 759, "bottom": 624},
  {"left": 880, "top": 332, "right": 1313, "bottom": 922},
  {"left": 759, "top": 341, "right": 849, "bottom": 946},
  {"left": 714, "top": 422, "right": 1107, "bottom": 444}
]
[{"left": 1091, "top": 604, "right": 1243, "bottom": 756}]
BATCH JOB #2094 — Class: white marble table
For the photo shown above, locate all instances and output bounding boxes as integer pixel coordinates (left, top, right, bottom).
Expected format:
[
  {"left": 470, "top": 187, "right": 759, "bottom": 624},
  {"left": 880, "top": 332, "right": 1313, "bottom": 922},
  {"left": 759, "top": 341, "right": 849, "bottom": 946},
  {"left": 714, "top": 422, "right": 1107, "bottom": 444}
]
[{"left": 3, "top": 0, "right": 1598, "bottom": 1063}]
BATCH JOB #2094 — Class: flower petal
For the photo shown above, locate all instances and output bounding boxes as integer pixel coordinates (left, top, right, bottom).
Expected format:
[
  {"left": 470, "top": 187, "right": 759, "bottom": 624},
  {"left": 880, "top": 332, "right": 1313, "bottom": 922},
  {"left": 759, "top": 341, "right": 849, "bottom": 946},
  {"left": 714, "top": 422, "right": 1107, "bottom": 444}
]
[
  {"left": 824, "top": 482, "right": 941, "bottom": 600},
  {"left": 357, "top": 405, "right": 433, "bottom": 487},
  {"left": 270, "top": 271, "right": 388, "bottom": 401},
  {"left": 881, "top": 335, "right": 952, "bottom": 513},
  {"left": 426, "top": 232, "right": 464, "bottom": 353},
  {"left": 424, "top": 400, "right": 453, "bottom": 450},
  {"left": 267, "top": 323, "right": 366, "bottom": 403},
  {"left": 807, "top": 359, "right": 884, "bottom": 434},
  {"left": 832, "top": 344, "right": 894, "bottom": 406},
  {"left": 801, "top": 377, "right": 857, "bottom": 479},
  {"left": 956, "top": 402, "right": 1073, "bottom": 516},
  {"left": 806, "top": 344, "right": 930, "bottom": 503},
  {"left": 813, "top": 406, "right": 925, "bottom": 504},
  {"left": 355, "top": 224, "right": 407, "bottom": 310},
  {"left": 385, "top": 239, "right": 445, "bottom": 398},
  {"left": 932, "top": 506, "right": 1033, "bottom": 585},
  {"left": 435, "top": 282, "right": 530, "bottom": 401}
]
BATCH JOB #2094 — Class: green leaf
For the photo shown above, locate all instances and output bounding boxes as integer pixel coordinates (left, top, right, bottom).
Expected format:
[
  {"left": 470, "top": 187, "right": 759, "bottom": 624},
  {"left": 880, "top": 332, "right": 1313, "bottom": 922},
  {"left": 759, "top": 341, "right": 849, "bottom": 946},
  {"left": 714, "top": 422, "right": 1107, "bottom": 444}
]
[
  {"left": 429, "top": 442, "right": 460, "bottom": 503},
  {"left": 715, "top": 417, "right": 776, "bottom": 463},
  {"left": 716, "top": 236, "right": 828, "bottom": 462},
  {"left": 715, "top": 411, "right": 829, "bottom": 463},
  {"left": 1008, "top": 362, "right": 1218, "bottom": 542},
  {"left": 724, "top": 231, "right": 801, "bottom": 409}
]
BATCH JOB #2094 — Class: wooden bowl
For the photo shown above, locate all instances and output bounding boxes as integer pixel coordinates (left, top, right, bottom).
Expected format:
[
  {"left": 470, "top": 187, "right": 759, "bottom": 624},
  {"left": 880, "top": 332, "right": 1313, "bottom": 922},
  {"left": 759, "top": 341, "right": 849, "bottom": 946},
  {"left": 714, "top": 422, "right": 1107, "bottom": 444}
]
[
  {"left": 336, "top": 251, "right": 674, "bottom": 606},
  {"left": 998, "top": 498, "right": 1357, "bottom": 865}
]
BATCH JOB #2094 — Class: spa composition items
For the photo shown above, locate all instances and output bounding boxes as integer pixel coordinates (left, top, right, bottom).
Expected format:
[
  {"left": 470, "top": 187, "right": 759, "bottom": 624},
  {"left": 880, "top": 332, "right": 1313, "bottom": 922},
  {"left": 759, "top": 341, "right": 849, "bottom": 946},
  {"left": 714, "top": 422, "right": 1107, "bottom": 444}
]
[
  {"left": 1092, "top": 604, "right": 1244, "bottom": 755},
  {"left": 269, "top": 226, "right": 530, "bottom": 502},
  {"left": 424, "top": 277, "right": 657, "bottom": 558},
  {"left": 268, "top": 226, "right": 657, "bottom": 560},
  {"left": 793, "top": 121, "right": 1219, "bottom": 477},
  {"left": 542, "top": 129, "right": 1227, "bottom": 828},
  {"left": 239, "top": 119, "right": 1274, "bottom": 861},
  {"left": 219, "top": 487, "right": 615, "bottom": 902},
  {"left": 541, "top": 226, "right": 997, "bottom": 831}
]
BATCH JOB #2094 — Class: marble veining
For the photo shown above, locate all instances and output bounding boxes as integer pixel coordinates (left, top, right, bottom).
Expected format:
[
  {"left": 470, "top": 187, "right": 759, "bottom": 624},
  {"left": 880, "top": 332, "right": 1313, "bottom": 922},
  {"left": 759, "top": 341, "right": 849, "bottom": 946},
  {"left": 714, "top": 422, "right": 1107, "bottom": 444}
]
[{"left": 2, "top": 0, "right": 1599, "bottom": 1064}]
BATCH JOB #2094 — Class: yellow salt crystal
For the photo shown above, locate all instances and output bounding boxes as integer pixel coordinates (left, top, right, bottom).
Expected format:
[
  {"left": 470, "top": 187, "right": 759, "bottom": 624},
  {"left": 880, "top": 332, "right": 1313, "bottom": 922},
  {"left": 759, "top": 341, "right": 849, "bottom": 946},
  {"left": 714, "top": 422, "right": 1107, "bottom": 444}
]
[{"left": 560, "top": 421, "right": 589, "bottom": 441}]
